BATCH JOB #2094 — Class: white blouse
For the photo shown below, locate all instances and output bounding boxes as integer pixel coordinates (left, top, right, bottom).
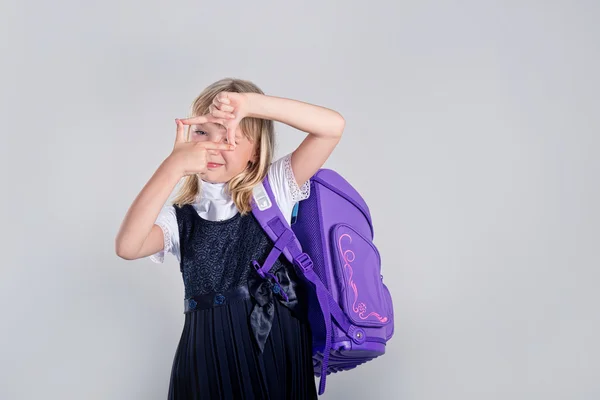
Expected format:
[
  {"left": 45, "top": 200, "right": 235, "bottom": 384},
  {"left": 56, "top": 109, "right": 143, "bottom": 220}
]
[{"left": 150, "top": 153, "right": 310, "bottom": 263}]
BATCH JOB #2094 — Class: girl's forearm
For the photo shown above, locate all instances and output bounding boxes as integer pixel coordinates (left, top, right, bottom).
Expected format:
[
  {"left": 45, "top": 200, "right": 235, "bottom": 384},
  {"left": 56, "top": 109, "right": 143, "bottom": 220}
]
[
  {"left": 115, "top": 158, "right": 181, "bottom": 259},
  {"left": 245, "top": 93, "right": 345, "bottom": 139}
]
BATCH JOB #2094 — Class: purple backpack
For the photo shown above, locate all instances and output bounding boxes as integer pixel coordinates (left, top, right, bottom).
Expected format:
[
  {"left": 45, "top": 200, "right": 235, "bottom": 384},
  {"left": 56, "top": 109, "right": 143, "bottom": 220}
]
[{"left": 251, "top": 169, "right": 394, "bottom": 395}]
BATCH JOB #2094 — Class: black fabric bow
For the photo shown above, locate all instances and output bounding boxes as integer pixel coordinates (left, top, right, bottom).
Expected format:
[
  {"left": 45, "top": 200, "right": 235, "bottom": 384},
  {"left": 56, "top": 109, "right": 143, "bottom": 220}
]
[{"left": 247, "top": 263, "right": 299, "bottom": 352}]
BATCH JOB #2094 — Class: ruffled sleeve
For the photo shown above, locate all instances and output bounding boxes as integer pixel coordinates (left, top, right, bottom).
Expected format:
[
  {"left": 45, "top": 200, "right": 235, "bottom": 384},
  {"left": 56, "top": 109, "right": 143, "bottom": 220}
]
[
  {"left": 267, "top": 153, "right": 311, "bottom": 225},
  {"left": 282, "top": 153, "right": 310, "bottom": 202},
  {"left": 149, "top": 205, "right": 181, "bottom": 263}
]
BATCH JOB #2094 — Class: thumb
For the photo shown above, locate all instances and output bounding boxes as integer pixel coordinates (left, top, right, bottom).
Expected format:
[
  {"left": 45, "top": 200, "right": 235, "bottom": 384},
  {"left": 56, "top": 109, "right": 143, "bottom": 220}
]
[{"left": 174, "top": 119, "right": 186, "bottom": 144}]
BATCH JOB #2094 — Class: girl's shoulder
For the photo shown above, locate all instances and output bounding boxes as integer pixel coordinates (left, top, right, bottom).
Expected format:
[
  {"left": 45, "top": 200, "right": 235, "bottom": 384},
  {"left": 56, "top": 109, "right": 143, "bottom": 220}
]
[{"left": 266, "top": 153, "right": 311, "bottom": 224}]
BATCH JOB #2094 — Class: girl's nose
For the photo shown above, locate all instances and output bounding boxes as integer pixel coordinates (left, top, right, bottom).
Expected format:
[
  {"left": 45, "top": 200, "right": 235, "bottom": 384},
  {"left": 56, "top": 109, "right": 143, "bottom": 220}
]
[
  {"left": 206, "top": 132, "right": 227, "bottom": 155},
  {"left": 210, "top": 131, "right": 227, "bottom": 144}
]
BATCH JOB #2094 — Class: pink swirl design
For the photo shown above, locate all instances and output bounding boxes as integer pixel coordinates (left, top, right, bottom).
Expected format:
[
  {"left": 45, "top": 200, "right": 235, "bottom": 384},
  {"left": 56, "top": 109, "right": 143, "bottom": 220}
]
[{"left": 338, "top": 233, "right": 388, "bottom": 323}]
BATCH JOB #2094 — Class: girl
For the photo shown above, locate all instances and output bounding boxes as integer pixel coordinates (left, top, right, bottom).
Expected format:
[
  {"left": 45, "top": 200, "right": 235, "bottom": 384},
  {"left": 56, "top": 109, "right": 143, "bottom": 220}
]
[{"left": 115, "top": 78, "right": 345, "bottom": 399}]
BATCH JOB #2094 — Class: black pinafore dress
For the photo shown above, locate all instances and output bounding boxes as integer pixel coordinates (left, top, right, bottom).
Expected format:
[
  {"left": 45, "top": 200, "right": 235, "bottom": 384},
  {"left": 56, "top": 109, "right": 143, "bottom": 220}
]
[{"left": 167, "top": 204, "right": 317, "bottom": 400}]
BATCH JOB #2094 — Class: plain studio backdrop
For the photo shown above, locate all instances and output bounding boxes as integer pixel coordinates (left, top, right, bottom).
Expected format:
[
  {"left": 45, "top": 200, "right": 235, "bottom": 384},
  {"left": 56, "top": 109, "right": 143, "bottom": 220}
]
[{"left": 1, "top": 1, "right": 599, "bottom": 399}]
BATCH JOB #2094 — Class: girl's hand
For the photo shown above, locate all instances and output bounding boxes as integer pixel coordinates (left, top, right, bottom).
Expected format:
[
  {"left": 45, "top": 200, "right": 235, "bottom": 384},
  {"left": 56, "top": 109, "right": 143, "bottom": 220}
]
[
  {"left": 197, "top": 91, "right": 250, "bottom": 148},
  {"left": 168, "top": 117, "right": 234, "bottom": 177}
]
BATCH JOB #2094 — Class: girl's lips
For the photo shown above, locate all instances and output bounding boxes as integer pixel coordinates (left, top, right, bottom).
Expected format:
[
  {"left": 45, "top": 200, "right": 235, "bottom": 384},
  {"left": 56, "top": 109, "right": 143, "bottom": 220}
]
[{"left": 207, "top": 163, "right": 224, "bottom": 169}]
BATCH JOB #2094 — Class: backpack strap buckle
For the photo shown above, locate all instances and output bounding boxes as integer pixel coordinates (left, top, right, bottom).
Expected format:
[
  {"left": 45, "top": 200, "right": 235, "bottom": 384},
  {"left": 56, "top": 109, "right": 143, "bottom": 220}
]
[
  {"left": 294, "top": 252, "right": 313, "bottom": 273},
  {"left": 252, "top": 260, "right": 266, "bottom": 279}
]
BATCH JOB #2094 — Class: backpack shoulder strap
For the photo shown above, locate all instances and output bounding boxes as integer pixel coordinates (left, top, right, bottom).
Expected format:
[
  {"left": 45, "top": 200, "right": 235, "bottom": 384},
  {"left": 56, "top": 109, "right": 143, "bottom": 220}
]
[
  {"left": 251, "top": 174, "right": 359, "bottom": 395},
  {"left": 251, "top": 174, "right": 302, "bottom": 266}
]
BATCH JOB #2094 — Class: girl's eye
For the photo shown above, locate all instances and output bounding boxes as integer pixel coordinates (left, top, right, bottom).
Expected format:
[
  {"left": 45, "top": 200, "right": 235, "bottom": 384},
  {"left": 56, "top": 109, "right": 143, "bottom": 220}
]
[{"left": 194, "top": 130, "right": 207, "bottom": 136}]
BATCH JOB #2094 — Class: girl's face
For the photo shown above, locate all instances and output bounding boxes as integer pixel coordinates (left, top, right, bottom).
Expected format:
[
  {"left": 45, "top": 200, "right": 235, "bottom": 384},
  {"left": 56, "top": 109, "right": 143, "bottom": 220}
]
[{"left": 190, "top": 122, "right": 256, "bottom": 183}]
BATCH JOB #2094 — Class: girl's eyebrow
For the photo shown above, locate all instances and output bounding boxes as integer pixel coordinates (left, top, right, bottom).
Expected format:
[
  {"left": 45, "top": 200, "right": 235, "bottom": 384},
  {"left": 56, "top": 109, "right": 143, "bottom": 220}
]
[{"left": 194, "top": 123, "right": 226, "bottom": 131}]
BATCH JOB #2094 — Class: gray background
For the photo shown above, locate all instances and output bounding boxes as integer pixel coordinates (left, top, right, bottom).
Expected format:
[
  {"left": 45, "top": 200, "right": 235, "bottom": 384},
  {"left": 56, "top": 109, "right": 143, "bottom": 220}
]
[{"left": 1, "top": 0, "right": 599, "bottom": 399}]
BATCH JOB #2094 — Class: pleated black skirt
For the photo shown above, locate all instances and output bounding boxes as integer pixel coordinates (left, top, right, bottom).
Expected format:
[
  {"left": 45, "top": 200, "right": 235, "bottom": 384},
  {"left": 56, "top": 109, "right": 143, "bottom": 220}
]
[{"left": 167, "top": 297, "right": 318, "bottom": 400}]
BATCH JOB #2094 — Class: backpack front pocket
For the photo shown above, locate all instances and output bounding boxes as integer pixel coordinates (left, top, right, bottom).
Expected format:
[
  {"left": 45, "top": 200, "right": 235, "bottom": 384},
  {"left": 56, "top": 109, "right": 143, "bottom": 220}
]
[{"left": 331, "top": 224, "right": 390, "bottom": 328}]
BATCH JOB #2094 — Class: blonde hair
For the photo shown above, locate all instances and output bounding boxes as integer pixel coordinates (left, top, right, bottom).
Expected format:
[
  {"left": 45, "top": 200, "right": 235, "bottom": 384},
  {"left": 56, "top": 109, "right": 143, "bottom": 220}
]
[{"left": 171, "top": 78, "right": 275, "bottom": 215}]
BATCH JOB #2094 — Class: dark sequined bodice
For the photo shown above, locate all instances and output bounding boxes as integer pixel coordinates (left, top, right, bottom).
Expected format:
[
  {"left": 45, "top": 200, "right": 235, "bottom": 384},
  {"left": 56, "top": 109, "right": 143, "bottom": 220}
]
[{"left": 174, "top": 204, "right": 288, "bottom": 299}]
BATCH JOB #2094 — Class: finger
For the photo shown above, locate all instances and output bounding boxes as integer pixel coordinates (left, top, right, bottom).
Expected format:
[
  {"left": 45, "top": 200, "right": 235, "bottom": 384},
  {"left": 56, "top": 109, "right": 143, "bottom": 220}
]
[
  {"left": 198, "top": 141, "right": 235, "bottom": 151},
  {"left": 226, "top": 123, "right": 238, "bottom": 149},
  {"left": 216, "top": 92, "right": 230, "bottom": 105},
  {"left": 210, "top": 107, "right": 236, "bottom": 120},
  {"left": 175, "top": 119, "right": 186, "bottom": 143},
  {"left": 209, "top": 103, "right": 235, "bottom": 119},
  {"left": 213, "top": 97, "right": 234, "bottom": 112}
]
